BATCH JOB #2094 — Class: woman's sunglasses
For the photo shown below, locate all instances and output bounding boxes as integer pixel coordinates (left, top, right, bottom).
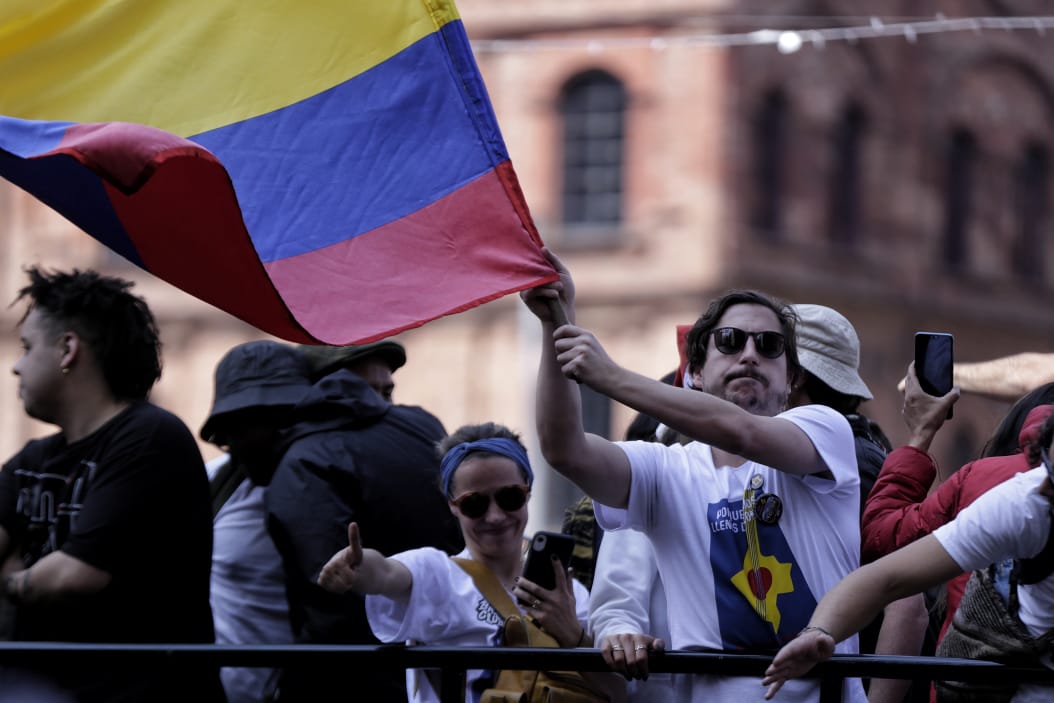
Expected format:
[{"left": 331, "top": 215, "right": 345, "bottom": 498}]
[
  {"left": 451, "top": 484, "right": 530, "bottom": 519},
  {"left": 712, "top": 327, "right": 786, "bottom": 359}
]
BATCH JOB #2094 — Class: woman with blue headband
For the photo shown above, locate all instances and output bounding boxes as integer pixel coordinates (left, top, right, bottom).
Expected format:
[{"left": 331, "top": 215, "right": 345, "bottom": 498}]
[{"left": 318, "top": 422, "right": 601, "bottom": 703}]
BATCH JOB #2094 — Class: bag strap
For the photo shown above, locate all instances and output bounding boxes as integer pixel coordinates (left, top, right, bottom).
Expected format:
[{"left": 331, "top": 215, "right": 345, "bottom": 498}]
[
  {"left": 453, "top": 558, "right": 521, "bottom": 620},
  {"left": 209, "top": 457, "right": 247, "bottom": 518},
  {"left": 452, "top": 557, "right": 559, "bottom": 648}
]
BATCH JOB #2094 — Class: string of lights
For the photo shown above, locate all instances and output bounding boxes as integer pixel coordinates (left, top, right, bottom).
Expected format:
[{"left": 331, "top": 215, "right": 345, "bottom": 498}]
[{"left": 471, "top": 15, "right": 1054, "bottom": 55}]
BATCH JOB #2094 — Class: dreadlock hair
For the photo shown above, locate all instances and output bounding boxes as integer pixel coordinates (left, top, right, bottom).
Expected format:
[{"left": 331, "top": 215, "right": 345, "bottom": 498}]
[{"left": 15, "top": 267, "right": 162, "bottom": 401}]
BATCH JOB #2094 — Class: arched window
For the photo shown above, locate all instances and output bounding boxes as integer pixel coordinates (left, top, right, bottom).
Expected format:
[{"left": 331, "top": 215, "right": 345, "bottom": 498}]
[
  {"left": 751, "top": 89, "right": 788, "bottom": 240},
  {"left": 558, "top": 70, "right": 626, "bottom": 241},
  {"left": 1012, "top": 141, "right": 1048, "bottom": 281},
  {"left": 828, "top": 103, "right": 866, "bottom": 245},
  {"left": 942, "top": 128, "right": 976, "bottom": 270}
]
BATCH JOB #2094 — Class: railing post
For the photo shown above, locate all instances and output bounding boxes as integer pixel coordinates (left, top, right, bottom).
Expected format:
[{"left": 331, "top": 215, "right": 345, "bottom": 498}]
[
  {"left": 819, "top": 674, "right": 844, "bottom": 703},
  {"left": 439, "top": 666, "right": 466, "bottom": 703}
]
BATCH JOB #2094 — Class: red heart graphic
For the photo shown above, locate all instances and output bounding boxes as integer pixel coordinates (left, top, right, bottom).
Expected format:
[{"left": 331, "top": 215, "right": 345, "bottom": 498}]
[{"left": 748, "top": 568, "right": 772, "bottom": 598}]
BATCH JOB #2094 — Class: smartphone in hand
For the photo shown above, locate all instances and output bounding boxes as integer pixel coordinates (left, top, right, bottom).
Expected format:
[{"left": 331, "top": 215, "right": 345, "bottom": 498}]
[
  {"left": 915, "top": 331, "right": 954, "bottom": 419},
  {"left": 522, "top": 531, "right": 575, "bottom": 591}
]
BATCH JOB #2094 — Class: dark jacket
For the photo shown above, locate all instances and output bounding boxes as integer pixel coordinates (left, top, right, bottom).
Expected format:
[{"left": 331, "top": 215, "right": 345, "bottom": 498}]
[
  {"left": 847, "top": 412, "right": 892, "bottom": 515},
  {"left": 265, "top": 369, "right": 463, "bottom": 702}
]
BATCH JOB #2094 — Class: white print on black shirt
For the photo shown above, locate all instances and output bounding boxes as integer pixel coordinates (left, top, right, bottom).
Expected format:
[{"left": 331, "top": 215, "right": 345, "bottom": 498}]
[{"left": 13, "top": 460, "right": 96, "bottom": 564}]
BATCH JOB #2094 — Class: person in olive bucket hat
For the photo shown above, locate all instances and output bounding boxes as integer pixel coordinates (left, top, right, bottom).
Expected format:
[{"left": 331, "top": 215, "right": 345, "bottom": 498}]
[
  {"left": 266, "top": 339, "right": 464, "bottom": 703},
  {"left": 297, "top": 340, "right": 406, "bottom": 401}
]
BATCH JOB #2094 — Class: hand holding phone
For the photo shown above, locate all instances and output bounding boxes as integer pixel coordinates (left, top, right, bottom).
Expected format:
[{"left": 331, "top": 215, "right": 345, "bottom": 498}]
[
  {"left": 521, "top": 531, "right": 575, "bottom": 591},
  {"left": 915, "top": 332, "right": 954, "bottom": 419}
]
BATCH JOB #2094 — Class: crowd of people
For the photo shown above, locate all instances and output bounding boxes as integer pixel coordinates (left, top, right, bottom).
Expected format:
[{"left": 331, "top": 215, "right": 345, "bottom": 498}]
[{"left": 0, "top": 258, "right": 1051, "bottom": 703}]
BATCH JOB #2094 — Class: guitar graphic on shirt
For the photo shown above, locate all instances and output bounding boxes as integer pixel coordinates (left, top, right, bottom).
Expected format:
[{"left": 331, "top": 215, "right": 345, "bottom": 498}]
[
  {"left": 731, "top": 516, "right": 795, "bottom": 631},
  {"left": 708, "top": 495, "right": 816, "bottom": 649}
]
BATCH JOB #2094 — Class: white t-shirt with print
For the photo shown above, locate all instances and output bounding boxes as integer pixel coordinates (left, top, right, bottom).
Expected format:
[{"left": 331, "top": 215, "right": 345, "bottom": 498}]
[
  {"left": 365, "top": 547, "right": 590, "bottom": 703},
  {"left": 595, "top": 403, "right": 865, "bottom": 703}
]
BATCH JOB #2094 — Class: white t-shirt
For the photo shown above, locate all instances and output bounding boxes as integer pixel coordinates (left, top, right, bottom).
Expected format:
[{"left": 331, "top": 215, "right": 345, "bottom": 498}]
[
  {"left": 935, "top": 467, "right": 1054, "bottom": 702},
  {"left": 590, "top": 528, "right": 689, "bottom": 703},
  {"left": 211, "top": 475, "right": 291, "bottom": 703},
  {"left": 365, "top": 547, "right": 590, "bottom": 703},
  {"left": 595, "top": 404, "right": 865, "bottom": 703}
]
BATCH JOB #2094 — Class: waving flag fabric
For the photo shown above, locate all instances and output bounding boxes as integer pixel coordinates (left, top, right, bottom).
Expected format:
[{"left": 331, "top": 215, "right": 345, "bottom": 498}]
[{"left": 0, "top": 0, "right": 555, "bottom": 344}]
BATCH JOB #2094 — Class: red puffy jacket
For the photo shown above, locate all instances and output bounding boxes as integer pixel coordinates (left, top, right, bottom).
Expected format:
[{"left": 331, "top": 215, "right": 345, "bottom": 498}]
[{"left": 861, "top": 403, "right": 1053, "bottom": 643}]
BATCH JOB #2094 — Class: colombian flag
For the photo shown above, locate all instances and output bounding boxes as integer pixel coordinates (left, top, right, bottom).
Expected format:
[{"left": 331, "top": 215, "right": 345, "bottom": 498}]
[{"left": 0, "top": 0, "right": 556, "bottom": 344}]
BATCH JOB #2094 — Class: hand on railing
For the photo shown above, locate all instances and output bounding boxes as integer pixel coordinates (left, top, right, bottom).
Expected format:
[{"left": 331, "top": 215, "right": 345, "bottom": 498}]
[
  {"left": 598, "top": 632, "right": 665, "bottom": 681},
  {"left": 761, "top": 627, "right": 835, "bottom": 699}
]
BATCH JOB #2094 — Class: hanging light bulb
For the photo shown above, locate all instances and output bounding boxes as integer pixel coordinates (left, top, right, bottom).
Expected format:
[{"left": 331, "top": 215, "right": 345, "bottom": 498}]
[{"left": 777, "top": 31, "right": 803, "bottom": 54}]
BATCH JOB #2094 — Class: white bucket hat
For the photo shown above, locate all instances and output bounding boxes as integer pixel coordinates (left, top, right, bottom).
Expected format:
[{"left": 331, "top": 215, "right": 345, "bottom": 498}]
[{"left": 792, "top": 304, "right": 873, "bottom": 401}]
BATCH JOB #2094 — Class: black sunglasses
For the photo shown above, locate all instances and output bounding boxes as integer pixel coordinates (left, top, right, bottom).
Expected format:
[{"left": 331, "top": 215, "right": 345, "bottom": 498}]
[
  {"left": 451, "top": 484, "right": 530, "bottom": 519},
  {"left": 711, "top": 327, "right": 786, "bottom": 359}
]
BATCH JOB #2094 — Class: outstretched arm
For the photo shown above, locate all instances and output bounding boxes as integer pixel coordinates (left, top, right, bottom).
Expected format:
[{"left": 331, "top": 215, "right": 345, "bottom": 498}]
[
  {"left": 954, "top": 352, "right": 1054, "bottom": 401},
  {"left": 897, "top": 353, "right": 1053, "bottom": 402},
  {"left": 318, "top": 523, "right": 412, "bottom": 598},
  {"left": 565, "top": 347, "right": 833, "bottom": 476},
  {"left": 762, "top": 535, "right": 961, "bottom": 699}
]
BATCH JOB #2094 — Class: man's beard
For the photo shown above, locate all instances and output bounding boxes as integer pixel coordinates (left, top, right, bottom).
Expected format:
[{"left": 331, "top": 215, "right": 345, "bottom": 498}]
[{"left": 708, "top": 370, "right": 788, "bottom": 417}]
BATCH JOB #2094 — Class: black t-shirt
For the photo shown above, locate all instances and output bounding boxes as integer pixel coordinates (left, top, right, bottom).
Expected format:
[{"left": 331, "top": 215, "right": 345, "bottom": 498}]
[{"left": 0, "top": 402, "right": 221, "bottom": 702}]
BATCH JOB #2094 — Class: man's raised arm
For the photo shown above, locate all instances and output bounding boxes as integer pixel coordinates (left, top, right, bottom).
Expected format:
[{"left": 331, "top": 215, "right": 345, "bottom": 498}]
[{"left": 521, "top": 250, "right": 631, "bottom": 508}]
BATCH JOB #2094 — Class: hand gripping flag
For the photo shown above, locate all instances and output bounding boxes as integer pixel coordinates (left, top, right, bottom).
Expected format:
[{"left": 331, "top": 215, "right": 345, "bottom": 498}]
[{"left": 0, "top": 0, "right": 556, "bottom": 344}]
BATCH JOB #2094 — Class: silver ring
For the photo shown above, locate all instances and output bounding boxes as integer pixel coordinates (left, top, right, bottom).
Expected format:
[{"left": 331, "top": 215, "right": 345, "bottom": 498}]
[
  {"left": 531, "top": 600, "right": 541, "bottom": 609},
  {"left": 634, "top": 645, "right": 647, "bottom": 651},
  {"left": 611, "top": 645, "right": 624, "bottom": 651}
]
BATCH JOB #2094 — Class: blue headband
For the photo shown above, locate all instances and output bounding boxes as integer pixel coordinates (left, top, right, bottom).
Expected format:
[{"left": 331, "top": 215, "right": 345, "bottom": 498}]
[{"left": 440, "top": 437, "right": 533, "bottom": 497}]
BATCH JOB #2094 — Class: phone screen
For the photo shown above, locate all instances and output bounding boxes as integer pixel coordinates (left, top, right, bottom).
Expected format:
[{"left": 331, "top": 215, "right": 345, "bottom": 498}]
[{"left": 915, "top": 332, "right": 954, "bottom": 419}]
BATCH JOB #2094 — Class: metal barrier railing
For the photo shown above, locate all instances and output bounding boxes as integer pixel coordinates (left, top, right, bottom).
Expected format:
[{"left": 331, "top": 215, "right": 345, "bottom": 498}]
[{"left": 0, "top": 643, "right": 1052, "bottom": 702}]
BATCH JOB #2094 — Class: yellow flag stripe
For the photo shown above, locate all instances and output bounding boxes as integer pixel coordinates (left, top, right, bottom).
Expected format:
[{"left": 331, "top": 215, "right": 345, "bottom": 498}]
[{"left": 0, "top": 0, "right": 459, "bottom": 137}]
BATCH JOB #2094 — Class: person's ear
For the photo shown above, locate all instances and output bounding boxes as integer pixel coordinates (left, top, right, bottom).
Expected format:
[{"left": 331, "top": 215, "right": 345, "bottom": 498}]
[
  {"left": 686, "top": 365, "right": 703, "bottom": 390},
  {"left": 59, "top": 332, "right": 80, "bottom": 369}
]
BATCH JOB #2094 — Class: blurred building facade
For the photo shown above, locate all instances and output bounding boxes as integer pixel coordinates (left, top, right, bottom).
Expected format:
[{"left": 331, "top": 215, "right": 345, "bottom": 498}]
[{"left": 2, "top": 0, "right": 1053, "bottom": 530}]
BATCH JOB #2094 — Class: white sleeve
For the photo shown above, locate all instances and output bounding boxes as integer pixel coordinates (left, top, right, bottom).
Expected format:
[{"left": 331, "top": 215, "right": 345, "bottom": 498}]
[
  {"left": 365, "top": 548, "right": 500, "bottom": 643},
  {"left": 589, "top": 529, "right": 659, "bottom": 642},
  {"left": 934, "top": 468, "right": 1051, "bottom": 571},
  {"left": 782, "top": 404, "right": 858, "bottom": 495}
]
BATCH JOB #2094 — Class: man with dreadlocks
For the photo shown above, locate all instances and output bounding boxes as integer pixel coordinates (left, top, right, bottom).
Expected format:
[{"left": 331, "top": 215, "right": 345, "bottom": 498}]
[{"left": 0, "top": 267, "right": 221, "bottom": 703}]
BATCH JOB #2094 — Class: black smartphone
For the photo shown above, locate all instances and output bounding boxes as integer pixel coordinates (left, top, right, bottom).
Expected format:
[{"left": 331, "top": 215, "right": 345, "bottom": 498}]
[
  {"left": 521, "top": 531, "right": 575, "bottom": 591},
  {"left": 915, "top": 331, "right": 954, "bottom": 419}
]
